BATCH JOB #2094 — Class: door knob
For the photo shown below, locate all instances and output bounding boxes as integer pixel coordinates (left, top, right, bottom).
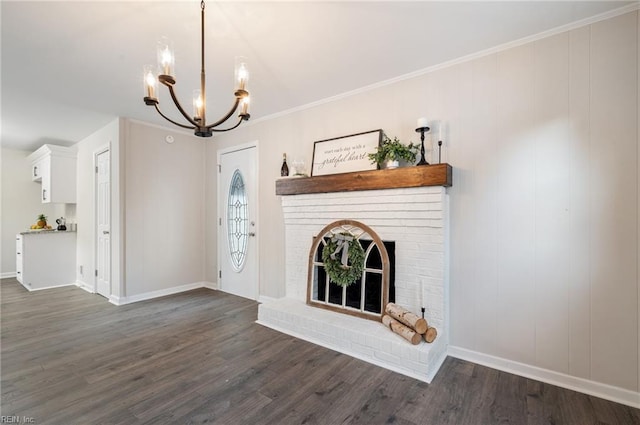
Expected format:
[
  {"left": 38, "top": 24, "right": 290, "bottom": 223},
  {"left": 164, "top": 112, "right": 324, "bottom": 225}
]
[{"left": 249, "top": 232, "right": 256, "bottom": 237}]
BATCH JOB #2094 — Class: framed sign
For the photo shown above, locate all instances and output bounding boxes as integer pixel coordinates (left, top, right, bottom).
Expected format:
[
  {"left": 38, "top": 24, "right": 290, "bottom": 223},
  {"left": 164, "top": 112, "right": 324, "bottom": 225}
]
[{"left": 311, "top": 129, "right": 383, "bottom": 176}]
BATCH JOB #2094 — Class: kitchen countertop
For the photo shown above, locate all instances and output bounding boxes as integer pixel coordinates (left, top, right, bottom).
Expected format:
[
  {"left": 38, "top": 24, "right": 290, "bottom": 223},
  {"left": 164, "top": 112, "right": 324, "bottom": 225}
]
[{"left": 19, "top": 230, "right": 77, "bottom": 235}]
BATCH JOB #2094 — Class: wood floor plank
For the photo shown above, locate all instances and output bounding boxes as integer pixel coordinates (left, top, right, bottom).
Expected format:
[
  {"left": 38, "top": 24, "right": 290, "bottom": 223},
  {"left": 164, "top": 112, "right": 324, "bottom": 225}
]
[{"left": 1, "top": 278, "right": 638, "bottom": 424}]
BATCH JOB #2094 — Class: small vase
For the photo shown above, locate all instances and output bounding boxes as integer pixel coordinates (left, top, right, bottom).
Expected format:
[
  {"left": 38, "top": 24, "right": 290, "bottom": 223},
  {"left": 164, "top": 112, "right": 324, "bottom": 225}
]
[{"left": 386, "top": 160, "right": 400, "bottom": 169}]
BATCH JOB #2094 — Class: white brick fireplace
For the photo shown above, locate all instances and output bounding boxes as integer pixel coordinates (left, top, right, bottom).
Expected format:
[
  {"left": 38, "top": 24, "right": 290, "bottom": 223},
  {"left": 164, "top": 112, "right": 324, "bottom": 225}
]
[{"left": 258, "top": 172, "right": 450, "bottom": 382}]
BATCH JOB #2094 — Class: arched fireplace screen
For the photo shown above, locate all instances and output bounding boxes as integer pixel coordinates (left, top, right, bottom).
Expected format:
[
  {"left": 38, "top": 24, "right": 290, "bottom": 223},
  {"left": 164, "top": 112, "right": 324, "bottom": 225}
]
[{"left": 307, "top": 219, "right": 391, "bottom": 321}]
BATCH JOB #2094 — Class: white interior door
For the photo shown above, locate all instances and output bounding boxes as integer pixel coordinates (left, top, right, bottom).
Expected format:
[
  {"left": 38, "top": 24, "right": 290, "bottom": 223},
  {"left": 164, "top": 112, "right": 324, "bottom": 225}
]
[
  {"left": 96, "top": 149, "right": 110, "bottom": 297},
  {"left": 218, "top": 145, "right": 258, "bottom": 300}
]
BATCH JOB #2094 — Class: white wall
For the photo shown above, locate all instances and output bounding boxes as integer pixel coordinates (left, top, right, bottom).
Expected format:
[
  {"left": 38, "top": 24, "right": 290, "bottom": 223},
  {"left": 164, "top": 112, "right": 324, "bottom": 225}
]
[
  {"left": 74, "top": 118, "right": 123, "bottom": 297},
  {"left": 0, "top": 148, "right": 58, "bottom": 276},
  {"left": 447, "top": 11, "right": 638, "bottom": 395},
  {"left": 124, "top": 121, "right": 206, "bottom": 297},
  {"left": 74, "top": 118, "right": 207, "bottom": 301},
  {"left": 206, "top": 10, "right": 639, "bottom": 400}
]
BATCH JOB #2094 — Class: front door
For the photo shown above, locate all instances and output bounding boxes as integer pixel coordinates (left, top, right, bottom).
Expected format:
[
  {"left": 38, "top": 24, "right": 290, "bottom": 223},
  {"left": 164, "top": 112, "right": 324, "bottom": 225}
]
[
  {"left": 218, "top": 145, "right": 258, "bottom": 299},
  {"left": 95, "top": 148, "right": 110, "bottom": 298}
]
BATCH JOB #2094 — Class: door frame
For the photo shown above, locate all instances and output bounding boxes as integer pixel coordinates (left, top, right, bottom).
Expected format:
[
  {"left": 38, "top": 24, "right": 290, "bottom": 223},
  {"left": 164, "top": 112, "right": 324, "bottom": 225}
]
[
  {"left": 217, "top": 141, "right": 259, "bottom": 299},
  {"left": 94, "top": 144, "right": 111, "bottom": 296}
]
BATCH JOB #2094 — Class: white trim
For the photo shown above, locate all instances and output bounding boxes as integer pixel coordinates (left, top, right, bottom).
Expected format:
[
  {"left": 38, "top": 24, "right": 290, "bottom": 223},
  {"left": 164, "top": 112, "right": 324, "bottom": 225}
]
[
  {"left": 20, "top": 282, "right": 75, "bottom": 292},
  {"left": 256, "top": 319, "right": 446, "bottom": 384},
  {"left": 448, "top": 346, "right": 640, "bottom": 409},
  {"left": 93, "top": 144, "right": 111, "bottom": 299},
  {"left": 1, "top": 272, "right": 17, "bottom": 279},
  {"left": 202, "top": 281, "right": 217, "bottom": 290},
  {"left": 75, "top": 280, "right": 95, "bottom": 293},
  {"left": 216, "top": 140, "right": 259, "bottom": 156},
  {"left": 112, "top": 281, "right": 213, "bottom": 305},
  {"left": 258, "top": 295, "right": 278, "bottom": 304},
  {"left": 249, "top": 3, "right": 640, "bottom": 127}
]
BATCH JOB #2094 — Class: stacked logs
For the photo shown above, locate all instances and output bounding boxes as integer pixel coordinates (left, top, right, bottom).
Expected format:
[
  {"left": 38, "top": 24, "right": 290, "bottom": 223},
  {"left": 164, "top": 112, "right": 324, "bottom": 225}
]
[{"left": 382, "top": 303, "right": 438, "bottom": 345}]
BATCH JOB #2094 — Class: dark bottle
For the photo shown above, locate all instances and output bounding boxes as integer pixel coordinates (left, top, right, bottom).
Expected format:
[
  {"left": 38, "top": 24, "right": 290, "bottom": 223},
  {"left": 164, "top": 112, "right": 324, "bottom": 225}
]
[{"left": 281, "top": 153, "right": 289, "bottom": 176}]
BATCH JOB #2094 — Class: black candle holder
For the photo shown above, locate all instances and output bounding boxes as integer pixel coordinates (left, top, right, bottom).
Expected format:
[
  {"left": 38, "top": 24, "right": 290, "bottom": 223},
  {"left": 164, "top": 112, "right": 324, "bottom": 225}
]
[
  {"left": 415, "top": 126, "right": 430, "bottom": 166},
  {"left": 438, "top": 140, "right": 443, "bottom": 164},
  {"left": 421, "top": 307, "right": 425, "bottom": 319}
]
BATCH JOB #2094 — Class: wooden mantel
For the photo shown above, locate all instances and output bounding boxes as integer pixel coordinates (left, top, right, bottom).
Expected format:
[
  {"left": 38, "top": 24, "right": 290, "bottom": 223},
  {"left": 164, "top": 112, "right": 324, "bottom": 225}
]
[{"left": 275, "top": 163, "right": 452, "bottom": 196}]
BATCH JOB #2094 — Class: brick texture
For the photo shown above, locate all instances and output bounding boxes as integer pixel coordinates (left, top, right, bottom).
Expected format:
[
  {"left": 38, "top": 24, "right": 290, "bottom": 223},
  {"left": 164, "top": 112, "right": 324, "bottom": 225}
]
[{"left": 258, "top": 186, "right": 449, "bottom": 382}]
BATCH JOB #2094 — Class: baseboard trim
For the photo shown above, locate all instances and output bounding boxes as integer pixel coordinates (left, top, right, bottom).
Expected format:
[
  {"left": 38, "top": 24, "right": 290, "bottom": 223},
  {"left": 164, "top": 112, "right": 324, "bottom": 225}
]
[
  {"left": 258, "top": 295, "right": 278, "bottom": 304},
  {"left": 448, "top": 346, "right": 640, "bottom": 409},
  {"left": 1, "top": 272, "right": 17, "bottom": 279},
  {"left": 202, "top": 281, "right": 217, "bottom": 290},
  {"left": 114, "top": 281, "right": 216, "bottom": 305},
  {"left": 21, "top": 282, "right": 75, "bottom": 292},
  {"left": 75, "top": 280, "right": 95, "bottom": 293}
]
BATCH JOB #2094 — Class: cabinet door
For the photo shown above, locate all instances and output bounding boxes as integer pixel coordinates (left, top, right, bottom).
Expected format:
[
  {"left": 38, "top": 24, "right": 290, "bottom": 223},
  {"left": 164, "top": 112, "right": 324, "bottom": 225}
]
[
  {"left": 29, "top": 146, "right": 77, "bottom": 204},
  {"left": 39, "top": 158, "right": 51, "bottom": 203},
  {"left": 15, "top": 235, "right": 23, "bottom": 283},
  {"left": 31, "top": 160, "right": 43, "bottom": 181},
  {"left": 18, "top": 233, "right": 76, "bottom": 290}
]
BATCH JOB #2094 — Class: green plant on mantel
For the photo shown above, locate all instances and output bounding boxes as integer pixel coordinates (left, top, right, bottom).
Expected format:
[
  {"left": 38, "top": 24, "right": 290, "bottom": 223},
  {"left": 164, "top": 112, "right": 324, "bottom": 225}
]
[{"left": 367, "top": 135, "right": 419, "bottom": 167}]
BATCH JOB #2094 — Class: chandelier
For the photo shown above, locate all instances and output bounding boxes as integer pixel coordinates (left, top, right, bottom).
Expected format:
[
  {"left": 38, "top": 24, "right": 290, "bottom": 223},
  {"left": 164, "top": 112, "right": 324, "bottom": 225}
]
[{"left": 143, "top": 0, "right": 250, "bottom": 137}]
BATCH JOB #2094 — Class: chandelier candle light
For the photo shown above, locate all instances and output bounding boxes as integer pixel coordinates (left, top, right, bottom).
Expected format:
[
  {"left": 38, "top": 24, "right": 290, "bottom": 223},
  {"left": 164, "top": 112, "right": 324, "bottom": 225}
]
[{"left": 143, "top": 0, "right": 250, "bottom": 137}]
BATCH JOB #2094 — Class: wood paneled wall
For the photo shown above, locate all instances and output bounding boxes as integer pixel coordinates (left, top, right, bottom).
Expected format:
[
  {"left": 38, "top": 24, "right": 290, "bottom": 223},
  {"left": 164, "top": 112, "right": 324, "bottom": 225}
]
[{"left": 448, "top": 11, "right": 638, "bottom": 392}]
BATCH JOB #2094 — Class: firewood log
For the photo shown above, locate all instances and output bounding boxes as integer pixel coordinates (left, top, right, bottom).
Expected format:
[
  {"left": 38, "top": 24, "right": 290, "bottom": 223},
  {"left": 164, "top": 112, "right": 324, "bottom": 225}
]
[
  {"left": 385, "top": 302, "right": 428, "bottom": 334},
  {"left": 423, "top": 326, "right": 438, "bottom": 343},
  {"left": 382, "top": 315, "right": 421, "bottom": 345}
]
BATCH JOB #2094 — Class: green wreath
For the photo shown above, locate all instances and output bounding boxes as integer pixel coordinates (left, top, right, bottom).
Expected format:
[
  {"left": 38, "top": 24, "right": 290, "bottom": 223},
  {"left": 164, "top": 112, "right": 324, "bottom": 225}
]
[{"left": 321, "top": 233, "right": 365, "bottom": 287}]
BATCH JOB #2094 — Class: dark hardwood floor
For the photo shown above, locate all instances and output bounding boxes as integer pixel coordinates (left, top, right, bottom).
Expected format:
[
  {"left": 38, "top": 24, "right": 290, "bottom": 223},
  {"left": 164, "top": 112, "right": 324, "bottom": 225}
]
[{"left": 1, "top": 278, "right": 638, "bottom": 424}]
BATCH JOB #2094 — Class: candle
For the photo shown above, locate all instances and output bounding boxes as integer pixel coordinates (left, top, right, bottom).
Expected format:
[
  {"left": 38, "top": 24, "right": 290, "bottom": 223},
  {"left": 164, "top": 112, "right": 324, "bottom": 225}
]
[
  {"left": 417, "top": 117, "right": 428, "bottom": 129},
  {"left": 237, "top": 64, "right": 248, "bottom": 91},
  {"left": 235, "top": 57, "right": 250, "bottom": 92},
  {"left": 419, "top": 282, "right": 424, "bottom": 307},
  {"left": 241, "top": 96, "right": 250, "bottom": 115},
  {"left": 143, "top": 65, "right": 156, "bottom": 100},
  {"left": 145, "top": 71, "right": 155, "bottom": 98},
  {"left": 193, "top": 90, "right": 204, "bottom": 120},
  {"left": 157, "top": 37, "right": 174, "bottom": 77},
  {"left": 439, "top": 124, "right": 443, "bottom": 141}
]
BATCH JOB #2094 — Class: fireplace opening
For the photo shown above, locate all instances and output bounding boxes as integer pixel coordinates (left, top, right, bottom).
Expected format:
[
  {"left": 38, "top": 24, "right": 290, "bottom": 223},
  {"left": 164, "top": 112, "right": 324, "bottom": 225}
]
[
  {"left": 307, "top": 220, "right": 394, "bottom": 321},
  {"left": 315, "top": 240, "right": 395, "bottom": 313}
]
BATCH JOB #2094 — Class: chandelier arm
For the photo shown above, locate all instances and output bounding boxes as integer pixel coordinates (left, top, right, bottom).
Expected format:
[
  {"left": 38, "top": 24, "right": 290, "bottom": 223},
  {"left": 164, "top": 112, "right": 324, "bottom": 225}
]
[
  {"left": 211, "top": 116, "right": 245, "bottom": 133},
  {"left": 154, "top": 104, "right": 196, "bottom": 130},
  {"left": 165, "top": 84, "right": 201, "bottom": 128},
  {"left": 204, "top": 98, "right": 241, "bottom": 130}
]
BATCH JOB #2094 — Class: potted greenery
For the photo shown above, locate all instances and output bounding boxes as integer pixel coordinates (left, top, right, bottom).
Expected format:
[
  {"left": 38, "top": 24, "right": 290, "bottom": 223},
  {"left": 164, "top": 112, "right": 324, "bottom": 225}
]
[{"left": 368, "top": 135, "right": 419, "bottom": 169}]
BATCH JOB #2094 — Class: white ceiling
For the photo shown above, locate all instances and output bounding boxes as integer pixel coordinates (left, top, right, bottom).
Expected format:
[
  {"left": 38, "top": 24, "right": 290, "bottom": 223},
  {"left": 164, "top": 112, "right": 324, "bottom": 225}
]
[{"left": 1, "top": 1, "right": 634, "bottom": 151}]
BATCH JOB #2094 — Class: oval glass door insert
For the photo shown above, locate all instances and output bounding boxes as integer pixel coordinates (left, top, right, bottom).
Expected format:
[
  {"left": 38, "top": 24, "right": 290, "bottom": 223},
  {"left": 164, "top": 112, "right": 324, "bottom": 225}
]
[{"left": 227, "top": 169, "right": 248, "bottom": 271}]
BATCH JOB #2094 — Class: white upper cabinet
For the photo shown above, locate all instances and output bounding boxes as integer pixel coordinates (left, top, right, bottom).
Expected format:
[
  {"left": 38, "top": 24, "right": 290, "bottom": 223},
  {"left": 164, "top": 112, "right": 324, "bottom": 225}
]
[
  {"left": 31, "top": 158, "right": 45, "bottom": 181},
  {"left": 28, "top": 144, "right": 77, "bottom": 203}
]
